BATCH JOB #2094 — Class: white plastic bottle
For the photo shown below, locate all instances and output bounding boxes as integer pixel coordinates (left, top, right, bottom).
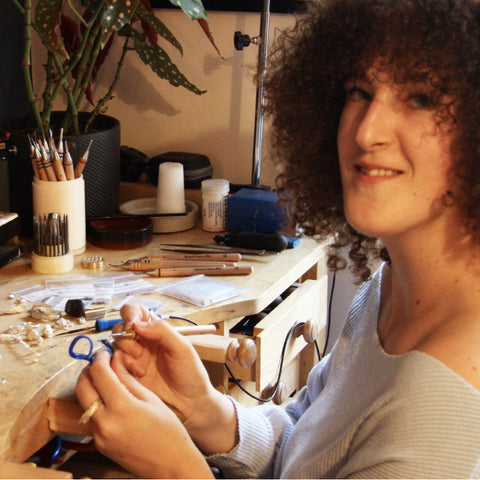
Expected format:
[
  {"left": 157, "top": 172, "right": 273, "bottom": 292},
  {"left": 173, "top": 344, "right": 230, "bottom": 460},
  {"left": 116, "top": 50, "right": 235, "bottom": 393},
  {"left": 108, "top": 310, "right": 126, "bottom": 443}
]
[{"left": 201, "top": 179, "right": 230, "bottom": 232}]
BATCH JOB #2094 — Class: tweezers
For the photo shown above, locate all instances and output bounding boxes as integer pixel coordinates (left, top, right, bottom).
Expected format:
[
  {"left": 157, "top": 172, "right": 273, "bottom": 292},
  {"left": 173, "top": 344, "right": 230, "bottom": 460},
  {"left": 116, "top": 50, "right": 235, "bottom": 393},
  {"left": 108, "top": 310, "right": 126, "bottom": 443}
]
[{"left": 160, "top": 243, "right": 267, "bottom": 256}]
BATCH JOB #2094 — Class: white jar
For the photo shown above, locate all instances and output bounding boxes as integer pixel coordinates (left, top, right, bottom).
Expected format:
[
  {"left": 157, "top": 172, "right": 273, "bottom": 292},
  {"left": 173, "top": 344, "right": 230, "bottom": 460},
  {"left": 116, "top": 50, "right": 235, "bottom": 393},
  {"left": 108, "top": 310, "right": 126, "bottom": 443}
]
[{"left": 201, "top": 179, "right": 229, "bottom": 232}]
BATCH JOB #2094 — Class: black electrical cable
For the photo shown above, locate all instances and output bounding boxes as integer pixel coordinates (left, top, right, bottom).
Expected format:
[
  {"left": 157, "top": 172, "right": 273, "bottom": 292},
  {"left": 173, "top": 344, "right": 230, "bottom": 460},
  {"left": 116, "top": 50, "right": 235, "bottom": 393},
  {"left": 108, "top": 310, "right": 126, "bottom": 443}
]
[
  {"left": 321, "top": 271, "right": 336, "bottom": 359},
  {"left": 168, "top": 315, "right": 198, "bottom": 325},
  {"left": 313, "top": 339, "right": 322, "bottom": 361}
]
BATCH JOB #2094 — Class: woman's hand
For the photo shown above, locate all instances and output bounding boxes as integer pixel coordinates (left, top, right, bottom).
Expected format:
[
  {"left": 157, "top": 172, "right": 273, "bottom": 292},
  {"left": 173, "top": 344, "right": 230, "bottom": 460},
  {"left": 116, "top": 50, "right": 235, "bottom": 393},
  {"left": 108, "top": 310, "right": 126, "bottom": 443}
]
[
  {"left": 110, "top": 304, "right": 238, "bottom": 455},
  {"left": 75, "top": 350, "right": 213, "bottom": 479},
  {"left": 111, "top": 304, "right": 215, "bottom": 422}
]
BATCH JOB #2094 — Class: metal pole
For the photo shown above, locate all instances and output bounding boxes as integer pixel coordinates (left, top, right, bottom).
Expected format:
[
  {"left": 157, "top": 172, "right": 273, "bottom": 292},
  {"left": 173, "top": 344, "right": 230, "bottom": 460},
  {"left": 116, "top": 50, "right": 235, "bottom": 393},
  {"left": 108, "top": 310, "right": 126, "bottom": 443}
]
[{"left": 251, "top": 0, "right": 271, "bottom": 186}]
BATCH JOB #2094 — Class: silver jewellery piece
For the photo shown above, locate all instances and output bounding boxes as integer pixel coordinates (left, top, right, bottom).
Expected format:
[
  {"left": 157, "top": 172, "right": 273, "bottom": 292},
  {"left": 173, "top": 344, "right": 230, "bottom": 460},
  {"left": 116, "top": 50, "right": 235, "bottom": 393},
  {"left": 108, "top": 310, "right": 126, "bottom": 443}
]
[
  {"left": 79, "top": 397, "right": 104, "bottom": 424},
  {"left": 30, "top": 304, "right": 61, "bottom": 322}
]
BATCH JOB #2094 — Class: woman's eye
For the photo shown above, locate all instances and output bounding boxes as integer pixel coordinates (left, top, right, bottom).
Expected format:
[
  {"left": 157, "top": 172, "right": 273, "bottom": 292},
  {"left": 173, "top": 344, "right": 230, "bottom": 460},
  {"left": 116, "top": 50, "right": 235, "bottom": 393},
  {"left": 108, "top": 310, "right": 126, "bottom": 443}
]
[
  {"left": 409, "top": 94, "right": 433, "bottom": 109},
  {"left": 345, "top": 87, "right": 371, "bottom": 102}
]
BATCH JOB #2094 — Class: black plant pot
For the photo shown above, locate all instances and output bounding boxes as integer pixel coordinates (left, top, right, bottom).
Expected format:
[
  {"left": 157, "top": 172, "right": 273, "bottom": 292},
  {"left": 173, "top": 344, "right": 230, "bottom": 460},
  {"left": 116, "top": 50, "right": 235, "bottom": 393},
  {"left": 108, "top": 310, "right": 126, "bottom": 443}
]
[{"left": 6, "top": 113, "right": 120, "bottom": 237}]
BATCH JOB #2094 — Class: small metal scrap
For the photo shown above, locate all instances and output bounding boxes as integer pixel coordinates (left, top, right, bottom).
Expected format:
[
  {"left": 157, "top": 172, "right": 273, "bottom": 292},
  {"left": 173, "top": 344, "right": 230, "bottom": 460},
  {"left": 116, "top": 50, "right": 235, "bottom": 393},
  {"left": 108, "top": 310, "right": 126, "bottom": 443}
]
[
  {"left": 30, "top": 304, "right": 61, "bottom": 322},
  {"left": 82, "top": 255, "right": 104, "bottom": 269},
  {"left": 0, "top": 299, "right": 27, "bottom": 315},
  {"left": 111, "top": 330, "right": 138, "bottom": 340}
]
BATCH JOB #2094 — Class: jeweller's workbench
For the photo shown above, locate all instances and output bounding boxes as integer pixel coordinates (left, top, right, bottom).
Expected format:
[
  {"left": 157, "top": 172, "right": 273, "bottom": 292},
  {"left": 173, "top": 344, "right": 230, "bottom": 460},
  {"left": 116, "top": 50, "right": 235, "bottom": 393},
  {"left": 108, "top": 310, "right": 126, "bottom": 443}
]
[{"left": 0, "top": 189, "right": 327, "bottom": 478}]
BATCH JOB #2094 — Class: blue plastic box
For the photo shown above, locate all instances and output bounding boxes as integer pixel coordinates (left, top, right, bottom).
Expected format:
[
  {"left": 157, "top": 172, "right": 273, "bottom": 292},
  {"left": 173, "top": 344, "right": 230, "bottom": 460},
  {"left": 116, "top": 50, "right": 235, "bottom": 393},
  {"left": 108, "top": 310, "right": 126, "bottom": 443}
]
[{"left": 226, "top": 188, "right": 288, "bottom": 234}]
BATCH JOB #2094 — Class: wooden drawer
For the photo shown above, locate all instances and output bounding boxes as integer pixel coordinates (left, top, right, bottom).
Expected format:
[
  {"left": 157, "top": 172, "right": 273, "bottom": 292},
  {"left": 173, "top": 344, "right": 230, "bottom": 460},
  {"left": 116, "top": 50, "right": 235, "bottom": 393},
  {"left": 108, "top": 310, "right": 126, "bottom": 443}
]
[{"left": 225, "top": 277, "right": 327, "bottom": 402}]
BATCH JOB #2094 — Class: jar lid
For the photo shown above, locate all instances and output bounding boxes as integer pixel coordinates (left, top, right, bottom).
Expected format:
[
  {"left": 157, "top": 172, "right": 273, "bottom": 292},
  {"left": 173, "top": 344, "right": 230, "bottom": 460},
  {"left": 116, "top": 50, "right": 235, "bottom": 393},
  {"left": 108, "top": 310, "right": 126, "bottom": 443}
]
[{"left": 201, "top": 179, "right": 229, "bottom": 195}]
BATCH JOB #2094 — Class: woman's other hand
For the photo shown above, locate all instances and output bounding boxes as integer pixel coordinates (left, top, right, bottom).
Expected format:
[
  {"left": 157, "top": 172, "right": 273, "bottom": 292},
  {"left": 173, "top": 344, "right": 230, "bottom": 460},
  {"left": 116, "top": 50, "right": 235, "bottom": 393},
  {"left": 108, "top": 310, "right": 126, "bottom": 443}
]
[{"left": 75, "top": 350, "right": 213, "bottom": 479}]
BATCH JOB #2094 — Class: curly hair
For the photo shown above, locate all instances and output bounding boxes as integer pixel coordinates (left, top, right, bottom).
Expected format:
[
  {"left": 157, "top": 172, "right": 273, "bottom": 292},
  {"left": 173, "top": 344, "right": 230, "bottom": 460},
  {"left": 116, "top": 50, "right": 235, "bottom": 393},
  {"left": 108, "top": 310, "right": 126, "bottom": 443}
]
[{"left": 264, "top": 0, "right": 480, "bottom": 282}]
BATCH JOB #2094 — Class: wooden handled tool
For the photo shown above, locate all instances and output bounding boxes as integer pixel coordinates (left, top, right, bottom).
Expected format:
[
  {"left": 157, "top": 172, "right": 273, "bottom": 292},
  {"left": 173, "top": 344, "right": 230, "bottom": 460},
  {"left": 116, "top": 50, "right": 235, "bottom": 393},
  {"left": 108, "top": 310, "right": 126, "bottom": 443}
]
[
  {"left": 146, "top": 265, "right": 253, "bottom": 277},
  {"left": 112, "top": 324, "right": 218, "bottom": 340}
]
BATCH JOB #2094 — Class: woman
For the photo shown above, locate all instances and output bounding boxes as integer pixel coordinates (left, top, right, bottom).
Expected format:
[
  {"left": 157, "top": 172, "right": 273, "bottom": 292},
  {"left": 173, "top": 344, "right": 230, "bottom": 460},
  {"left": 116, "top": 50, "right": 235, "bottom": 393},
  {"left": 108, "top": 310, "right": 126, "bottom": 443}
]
[{"left": 76, "top": 0, "right": 480, "bottom": 477}]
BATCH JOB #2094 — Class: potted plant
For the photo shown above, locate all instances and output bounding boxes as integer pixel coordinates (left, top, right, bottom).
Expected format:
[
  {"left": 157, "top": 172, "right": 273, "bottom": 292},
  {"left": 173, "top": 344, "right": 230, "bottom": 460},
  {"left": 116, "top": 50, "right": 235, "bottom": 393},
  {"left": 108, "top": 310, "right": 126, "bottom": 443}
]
[
  {"left": 11, "top": 0, "right": 218, "bottom": 136},
  {"left": 9, "top": 0, "right": 218, "bottom": 230}
]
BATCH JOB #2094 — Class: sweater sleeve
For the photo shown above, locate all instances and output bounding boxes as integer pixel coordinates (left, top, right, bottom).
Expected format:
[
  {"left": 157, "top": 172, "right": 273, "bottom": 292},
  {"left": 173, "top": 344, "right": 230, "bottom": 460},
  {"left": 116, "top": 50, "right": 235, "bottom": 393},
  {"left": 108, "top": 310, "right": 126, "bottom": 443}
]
[{"left": 207, "top": 352, "right": 333, "bottom": 478}]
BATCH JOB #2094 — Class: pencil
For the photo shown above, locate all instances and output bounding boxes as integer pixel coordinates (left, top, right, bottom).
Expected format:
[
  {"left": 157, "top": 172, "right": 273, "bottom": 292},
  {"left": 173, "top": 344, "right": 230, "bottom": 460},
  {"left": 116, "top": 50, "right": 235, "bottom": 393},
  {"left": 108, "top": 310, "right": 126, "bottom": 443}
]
[
  {"left": 49, "top": 138, "right": 67, "bottom": 181},
  {"left": 124, "top": 260, "right": 232, "bottom": 271},
  {"left": 41, "top": 144, "right": 58, "bottom": 181},
  {"left": 57, "top": 128, "right": 64, "bottom": 161},
  {"left": 63, "top": 142, "right": 75, "bottom": 180},
  {"left": 144, "top": 253, "right": 242, "bottom": 262},
  {"left": 74, "top": 139, "right": 93, "bottom": 178},
  {"left": 32, "top": 140, "right": 48, "bottom": 180},
  {"left": 28, "top": 135, "right": 40, "bottom": 179},
  {"left": 146, "top": 265, "right": 253, "bottom": 277}
]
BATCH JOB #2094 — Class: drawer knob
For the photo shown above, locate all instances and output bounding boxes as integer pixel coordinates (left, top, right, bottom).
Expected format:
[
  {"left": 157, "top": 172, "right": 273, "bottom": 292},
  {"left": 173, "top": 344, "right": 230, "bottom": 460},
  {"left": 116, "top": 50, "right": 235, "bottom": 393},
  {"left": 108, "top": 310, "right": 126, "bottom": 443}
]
[
  {"left": 261, "top": 381, "right": 288, "bottom": 405},
  {"left": 226, "top": 338, "right": 257, "bottom": 367},
  {"left": 292, "top": 320, "right": 318, "bottom": 344}
]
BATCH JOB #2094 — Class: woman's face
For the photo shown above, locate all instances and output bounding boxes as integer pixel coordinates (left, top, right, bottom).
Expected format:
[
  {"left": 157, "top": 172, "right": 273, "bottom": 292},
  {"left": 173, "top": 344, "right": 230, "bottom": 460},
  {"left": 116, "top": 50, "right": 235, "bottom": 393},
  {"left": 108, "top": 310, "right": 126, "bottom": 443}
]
[{"left": 337, "top": 66, "right": 457, "bottom": 242}]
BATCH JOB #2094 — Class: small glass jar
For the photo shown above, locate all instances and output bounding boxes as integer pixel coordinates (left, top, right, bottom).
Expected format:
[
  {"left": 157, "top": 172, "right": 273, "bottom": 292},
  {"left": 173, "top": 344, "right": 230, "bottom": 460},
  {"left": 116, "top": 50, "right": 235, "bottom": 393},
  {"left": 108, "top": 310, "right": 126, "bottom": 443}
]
[{"left": 201, "top": 179, "right": 230, "bottom": 232}]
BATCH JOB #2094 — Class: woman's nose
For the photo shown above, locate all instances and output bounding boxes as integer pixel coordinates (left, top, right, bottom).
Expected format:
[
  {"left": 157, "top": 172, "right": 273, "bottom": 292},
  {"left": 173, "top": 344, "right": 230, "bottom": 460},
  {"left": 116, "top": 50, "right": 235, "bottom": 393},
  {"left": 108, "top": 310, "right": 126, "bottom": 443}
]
[{"left": 355, "top": 99, "right": 395, "bottom": 151}]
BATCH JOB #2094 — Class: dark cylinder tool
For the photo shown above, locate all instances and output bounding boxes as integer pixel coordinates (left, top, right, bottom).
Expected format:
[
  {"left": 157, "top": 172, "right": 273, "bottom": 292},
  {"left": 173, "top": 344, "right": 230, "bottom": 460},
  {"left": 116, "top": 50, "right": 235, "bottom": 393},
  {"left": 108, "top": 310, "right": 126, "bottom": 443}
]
[{"left": 214, "top": 232, "right": 288, "bottom": 252}]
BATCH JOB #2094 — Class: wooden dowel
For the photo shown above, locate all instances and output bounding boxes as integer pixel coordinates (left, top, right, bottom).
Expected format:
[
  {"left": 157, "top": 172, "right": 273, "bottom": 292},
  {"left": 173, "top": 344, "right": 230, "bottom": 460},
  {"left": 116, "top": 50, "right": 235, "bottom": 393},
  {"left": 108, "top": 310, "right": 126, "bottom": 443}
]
[{"left": 174, "top": 324, "right": 218, "bottom": 335}]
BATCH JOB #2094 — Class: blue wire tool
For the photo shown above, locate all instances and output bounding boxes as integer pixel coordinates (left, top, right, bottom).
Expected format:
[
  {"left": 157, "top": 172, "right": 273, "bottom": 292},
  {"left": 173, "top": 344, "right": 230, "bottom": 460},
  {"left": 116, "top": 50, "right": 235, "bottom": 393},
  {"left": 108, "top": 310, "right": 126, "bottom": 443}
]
[
  {"left": 68, "top": 334, "right": 113, "bottom": 363},
  {"left": 57, "top": 318, "right": 125, "bottom": 336}
]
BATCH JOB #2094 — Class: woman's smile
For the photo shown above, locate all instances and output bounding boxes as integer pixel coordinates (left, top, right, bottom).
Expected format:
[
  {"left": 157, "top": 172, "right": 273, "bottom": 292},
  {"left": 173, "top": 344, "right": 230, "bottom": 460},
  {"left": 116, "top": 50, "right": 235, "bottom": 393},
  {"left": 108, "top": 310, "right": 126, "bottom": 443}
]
[{"left": 355, "top": 164, "right": 403, "bottom": 178}]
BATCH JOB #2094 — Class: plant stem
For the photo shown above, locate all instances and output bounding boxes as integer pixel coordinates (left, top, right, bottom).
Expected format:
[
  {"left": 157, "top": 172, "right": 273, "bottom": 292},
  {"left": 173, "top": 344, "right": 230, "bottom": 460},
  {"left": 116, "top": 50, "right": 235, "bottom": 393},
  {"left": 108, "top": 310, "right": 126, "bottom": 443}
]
[
  {"left": 72, "top": 1, "right": 106, "bottom": 101},
  {"left": 74, "top": 23, "right": 104, "bottom": 106},
  {"left": 42, "top": 53, "right": 55, "bottom": 117},
  {"left": 20, "top": 0, "right": 43, "bottom": 132},
  {"left": 87, "top": 35, "right": 130, "bottom": 130},
  {"left": 66, "top": 0, "right": 88, "bottom": 27}
]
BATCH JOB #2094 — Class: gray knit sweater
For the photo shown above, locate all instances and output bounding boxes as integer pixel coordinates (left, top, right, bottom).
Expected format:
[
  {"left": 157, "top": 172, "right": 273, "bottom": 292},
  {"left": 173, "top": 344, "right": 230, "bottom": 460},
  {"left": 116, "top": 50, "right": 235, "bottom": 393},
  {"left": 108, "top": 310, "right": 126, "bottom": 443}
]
[{"left": 208, "top": 264, "right": 480, "bottom": 478}]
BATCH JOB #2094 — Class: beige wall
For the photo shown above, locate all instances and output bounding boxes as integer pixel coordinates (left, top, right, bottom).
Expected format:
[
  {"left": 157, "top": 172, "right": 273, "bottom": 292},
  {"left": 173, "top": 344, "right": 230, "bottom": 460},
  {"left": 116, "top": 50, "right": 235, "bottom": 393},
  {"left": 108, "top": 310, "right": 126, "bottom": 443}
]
[{"left": 33, "top": 8, "right": 295, "bottom": 188}]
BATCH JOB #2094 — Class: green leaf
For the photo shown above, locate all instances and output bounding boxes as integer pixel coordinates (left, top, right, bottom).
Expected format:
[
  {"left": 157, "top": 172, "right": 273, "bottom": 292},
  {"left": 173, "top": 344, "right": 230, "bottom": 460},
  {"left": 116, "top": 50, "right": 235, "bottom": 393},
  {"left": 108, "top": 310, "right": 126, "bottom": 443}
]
[
  {"left": 166, "top": 0, "right": 221, "bottom": 58},
  {"left": 35, "top": 0, "right": 69, "bottom": 58},
  {"left": 136, "top": 3, "right": 183, "bottom": 55},
  {"left": 131, "top": 29, "right": 206, "bottom": 95},
  {"left": 101, "top": 0, "right": 141, "bottom": 32},
  {"left": 168, "top": 0, "right": 208, "bottom": 21},
  {"left": 97, "top": 0, "right": 141, "bottom": 47}
]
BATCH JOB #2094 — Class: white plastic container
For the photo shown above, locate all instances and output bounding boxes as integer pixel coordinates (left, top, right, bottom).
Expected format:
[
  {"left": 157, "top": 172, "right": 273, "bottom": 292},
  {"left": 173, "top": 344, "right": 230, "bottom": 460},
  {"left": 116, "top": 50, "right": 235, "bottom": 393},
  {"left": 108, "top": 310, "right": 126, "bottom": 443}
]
[
  {"left": 32, "top": 176, "right": 86, "bottom": 255},
  {"left": 201, "top": 179, "right": 229, "bottom": 232}
]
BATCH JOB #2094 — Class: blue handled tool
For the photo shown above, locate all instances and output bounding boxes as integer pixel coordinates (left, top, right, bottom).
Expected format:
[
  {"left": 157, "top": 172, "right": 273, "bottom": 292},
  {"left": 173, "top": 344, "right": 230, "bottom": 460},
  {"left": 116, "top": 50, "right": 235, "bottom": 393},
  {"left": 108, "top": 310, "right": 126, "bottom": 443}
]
[
  {"left": 56, "top": 318, "right": 124, "bottom": 336},
  {"left": 68, "top": 334, "right": 114, "bottom": 362}
]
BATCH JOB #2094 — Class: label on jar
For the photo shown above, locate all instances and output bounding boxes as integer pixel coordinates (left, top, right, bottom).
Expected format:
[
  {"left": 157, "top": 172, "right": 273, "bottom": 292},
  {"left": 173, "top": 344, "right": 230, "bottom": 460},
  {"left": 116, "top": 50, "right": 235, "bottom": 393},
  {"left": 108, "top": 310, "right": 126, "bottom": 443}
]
[{"left": 202, "top": 194, "right": 227, "bottom": 232}]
